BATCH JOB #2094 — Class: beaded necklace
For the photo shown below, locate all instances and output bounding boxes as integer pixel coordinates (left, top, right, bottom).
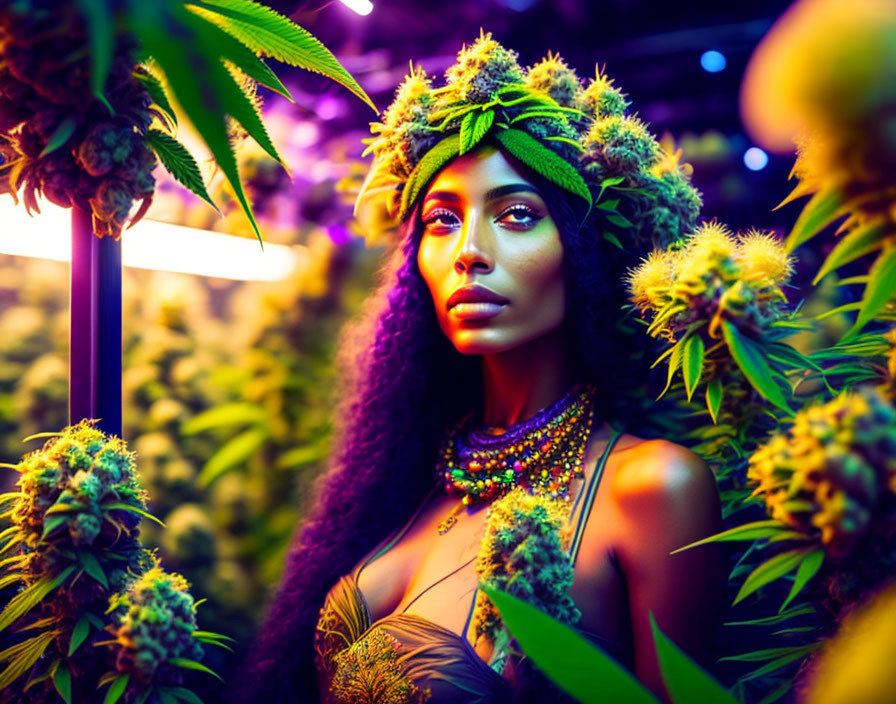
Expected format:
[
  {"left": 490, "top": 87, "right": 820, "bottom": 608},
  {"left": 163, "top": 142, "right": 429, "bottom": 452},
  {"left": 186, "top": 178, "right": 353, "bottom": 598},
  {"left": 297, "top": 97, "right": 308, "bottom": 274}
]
[{"left": 435, "top": 384, "right": 596, "bottom": 534}]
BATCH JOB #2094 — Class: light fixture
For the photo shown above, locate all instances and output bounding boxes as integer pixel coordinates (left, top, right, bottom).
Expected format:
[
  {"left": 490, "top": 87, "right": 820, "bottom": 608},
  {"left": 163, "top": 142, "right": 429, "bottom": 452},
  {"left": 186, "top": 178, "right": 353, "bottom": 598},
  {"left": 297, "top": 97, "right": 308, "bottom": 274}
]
[
  {"left": 743, "top": 146, "right": 769, "bottom": 171},
  {"left": 700, "top": 50, "right": 726, "bottom": 73},
  {"left": 338, "top": 0, "right": 373, "bottom": 15},
  {"left": 0, "top": 198, "right": 301, "bottom": 281}
]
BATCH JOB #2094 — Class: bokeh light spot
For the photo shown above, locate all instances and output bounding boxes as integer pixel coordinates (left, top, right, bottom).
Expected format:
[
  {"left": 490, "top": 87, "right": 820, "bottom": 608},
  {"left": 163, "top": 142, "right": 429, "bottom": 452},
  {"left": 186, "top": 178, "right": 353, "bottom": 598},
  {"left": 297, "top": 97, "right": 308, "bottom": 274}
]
[
  {"left": 744, "top": 146, "right": 769, "bottom": 171},
  {"left": 700, "top": 50, "right": 727, "bottom": 73}
]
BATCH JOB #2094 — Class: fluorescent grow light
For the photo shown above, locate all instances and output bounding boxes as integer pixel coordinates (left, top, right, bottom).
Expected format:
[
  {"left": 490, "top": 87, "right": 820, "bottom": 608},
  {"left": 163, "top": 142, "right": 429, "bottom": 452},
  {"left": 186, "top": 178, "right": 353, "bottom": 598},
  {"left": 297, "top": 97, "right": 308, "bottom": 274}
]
[{"left": 0, "top": 199, "right": 299, "bottom": 282}]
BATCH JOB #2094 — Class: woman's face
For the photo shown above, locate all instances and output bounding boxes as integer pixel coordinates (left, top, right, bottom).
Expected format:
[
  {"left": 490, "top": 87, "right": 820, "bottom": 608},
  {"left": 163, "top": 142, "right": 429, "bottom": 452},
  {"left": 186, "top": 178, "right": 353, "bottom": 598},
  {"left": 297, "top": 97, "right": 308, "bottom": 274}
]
[{"left": 416, "top": 146, "right": 565, "bottom": 356}]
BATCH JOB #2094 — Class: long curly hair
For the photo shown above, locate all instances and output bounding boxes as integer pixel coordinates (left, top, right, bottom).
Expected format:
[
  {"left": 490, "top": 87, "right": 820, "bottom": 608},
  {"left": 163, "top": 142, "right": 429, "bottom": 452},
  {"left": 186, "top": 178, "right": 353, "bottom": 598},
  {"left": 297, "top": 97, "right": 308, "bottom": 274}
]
[{"left": 236, "top": 149, "right": 654, "bottom": 703}]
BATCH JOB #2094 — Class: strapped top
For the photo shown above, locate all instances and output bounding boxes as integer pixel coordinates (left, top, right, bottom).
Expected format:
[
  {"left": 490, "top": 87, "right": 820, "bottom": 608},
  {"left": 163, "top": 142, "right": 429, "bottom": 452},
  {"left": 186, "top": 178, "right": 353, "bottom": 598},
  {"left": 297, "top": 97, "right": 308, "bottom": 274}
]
[{"left": 313, "top": 429, "right": 623, "bottom": 704}]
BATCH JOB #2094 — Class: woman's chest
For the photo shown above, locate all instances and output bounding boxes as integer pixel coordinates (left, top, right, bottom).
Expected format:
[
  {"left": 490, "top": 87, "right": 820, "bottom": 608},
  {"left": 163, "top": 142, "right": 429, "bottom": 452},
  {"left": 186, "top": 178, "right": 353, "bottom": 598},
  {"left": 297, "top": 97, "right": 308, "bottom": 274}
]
[{"left": 353, "top": 488, "right": 630, "bottom": 654}]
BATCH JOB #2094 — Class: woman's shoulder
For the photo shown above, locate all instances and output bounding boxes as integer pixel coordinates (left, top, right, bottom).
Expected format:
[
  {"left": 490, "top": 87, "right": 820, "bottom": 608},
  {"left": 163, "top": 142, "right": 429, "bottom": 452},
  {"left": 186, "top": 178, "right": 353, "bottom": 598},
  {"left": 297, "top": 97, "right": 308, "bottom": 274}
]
[{"left": 604, "top": 433, "right": 717, "bottom": 513}]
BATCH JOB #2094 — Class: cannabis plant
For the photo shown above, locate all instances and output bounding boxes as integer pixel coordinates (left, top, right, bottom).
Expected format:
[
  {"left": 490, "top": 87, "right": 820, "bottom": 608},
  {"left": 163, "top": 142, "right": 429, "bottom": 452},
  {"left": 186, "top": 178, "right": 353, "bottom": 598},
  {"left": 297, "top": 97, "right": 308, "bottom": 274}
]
[
  {"left": 0, "top": 420, "right": 226, "bottom": 703},
  {"left": 0, "top": 0, "right": 374, "bottom": 243}
]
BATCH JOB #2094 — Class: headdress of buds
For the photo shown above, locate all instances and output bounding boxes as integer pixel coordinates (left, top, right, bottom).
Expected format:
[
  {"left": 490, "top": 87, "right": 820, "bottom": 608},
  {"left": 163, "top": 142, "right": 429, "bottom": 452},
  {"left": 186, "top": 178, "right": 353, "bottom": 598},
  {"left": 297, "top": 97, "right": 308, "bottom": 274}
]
[{"left": 356, "top": 31, "right": 701, "bottom": 251}]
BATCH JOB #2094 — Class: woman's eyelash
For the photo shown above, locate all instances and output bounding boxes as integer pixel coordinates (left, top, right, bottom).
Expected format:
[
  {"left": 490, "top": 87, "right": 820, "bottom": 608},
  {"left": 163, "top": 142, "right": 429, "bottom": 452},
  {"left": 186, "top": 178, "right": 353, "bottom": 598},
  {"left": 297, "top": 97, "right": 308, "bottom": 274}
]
[
  {"left": 422, "top": 208, "right": 459, "bottom": 225},
  {"left": 497, "top": 204, "right": 541, "bottom": 222}
]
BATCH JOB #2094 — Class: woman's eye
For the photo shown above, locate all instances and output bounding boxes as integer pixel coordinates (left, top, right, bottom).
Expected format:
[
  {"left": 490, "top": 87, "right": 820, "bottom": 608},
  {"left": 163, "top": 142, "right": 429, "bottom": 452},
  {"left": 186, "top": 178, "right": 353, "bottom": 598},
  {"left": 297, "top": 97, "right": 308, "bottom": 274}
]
[
  {"left": 422, "top": 209, "right": 461, "bottom": 232},
  {"left": 497, "top": 205, "right": 542, "bottom": 230}
]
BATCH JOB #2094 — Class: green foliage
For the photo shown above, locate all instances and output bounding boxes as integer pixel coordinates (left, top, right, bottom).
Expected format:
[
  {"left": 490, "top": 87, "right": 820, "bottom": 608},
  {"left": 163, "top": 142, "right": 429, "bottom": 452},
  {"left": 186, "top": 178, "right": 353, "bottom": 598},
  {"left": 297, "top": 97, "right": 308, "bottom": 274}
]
[
  {"left": 399, "top": 134, "right": 461, "bottom": 220},
  {"left": 481, "top": 584, "right": 657, "bottom": 704},
  {"left": 650, "top": 614, "right": 737, "bottom": 704},
  {"left": 494, "top": 128, "right": 592, "bottom": 207}
]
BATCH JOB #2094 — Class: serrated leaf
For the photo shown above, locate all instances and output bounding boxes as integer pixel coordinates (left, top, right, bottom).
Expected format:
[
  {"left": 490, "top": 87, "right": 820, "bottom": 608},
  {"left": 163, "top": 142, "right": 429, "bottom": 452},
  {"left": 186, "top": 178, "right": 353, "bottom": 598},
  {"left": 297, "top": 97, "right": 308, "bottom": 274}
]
[
  {"left": 169, "top": 658, "right": 224, "bottom": 682},
  {"left": 721, "top": 644, "right": 819, "bottom": 663},
  {"left": 146, "top": 129, "right": 216, "bottom": 209},
  {"left": 53, "top": 662, "right": 72, "bottom": 704},
  {"left": 650, "top": 614, "right": 737, "bottom": 704},
  {"left": 785, "top": 187, "right": 845, "bottom": 252},
  {"left": 682, "top": 334, "right": 704, "bottom": 402},
  {"left": 192, "top": 630, "right": 235, "bottom": 642},
  {"left": 472, "top": 110, "right": 495, "bottom": 148},
  {"left": 705, "top": 378, "right": 722, "bottom": 424},
  {"left": 198, "top": 426, "right": 269, "bottom": 487},
  {"left": 104, "top": 674, "right": 130, "bottom": 704},
  {"left": 845, "top": 245, "right": 896, "bottom": 338},
  {"left": 105, "top": 502, "right": 166, "bottom": 527},
  {"left": 0, "top": 630, "right": 58, "bottom": 690},
  {"left": 813, "top": 218, "right": 886, "bottom": 284},
  {"left": 725, "top": 604, "right": 815, "bottom": 626},
  {"left": 185, "top": 0, "right": 374, "bottom": 111},
  {"left": 767, "top": 343, "right": 823, "bottom": 373},
  {"left": 458, "top": 111, "right": 476, "bottom": 155},
  {"left": 0, "top": 566, "right": 75, "bottom": 633},
  {"left": 399, "top": 134, "right": 460, "bottom": 220},
  {"left": 602, "top": 230, "right": 623, "bottom": 249},
  {"left": 480, "top": 584, "right": 657, "bottom": 704},
  {"left": 606, "top": 212, "right": 633, "bottom": 228},
  {"left": 735, "top": 643, "right": 822, "bottom": 683},
  {"left": 780, "top": 549, "right": 824, "bottom": 613},
  {"left": 657, "top": 337, "right": 684, "bottom": 401},
  {"left": 721, "top": 321, "right": 792, "bottom": 414},
  {"left": 671, "top": 520, "right": 786, "bottom": 554},
  {"left": 189, "top": 16, "right": 291, "bottom": 101},
  {"left": 74, "top": 0, "right": 114, "bottom": 113},
  {"left": 133, "top": 68, "right": 178, "bottom": 129},
  {"left": 129, "top": 2, "right": 263, "bottom": 247},
  {"left": 494, "top": 129, "right": 592, "bottom": 208},
  {"left": 166, "top": 687, "right": 205, "bottom": 704},
  {"left": 39, "top": 117, "right": 78, "bottom": 158},
  {"left": 78, "top": 551, "right": 108, "bottom": 589},
  {"left": 734, "top": 548, "right": 810, "bottom": 605},
  {"left": 68, "top": 614, "right": 91, "bottom": 656},
  {"left": 189, "top": 14, "right": 286, "bottom": 169}
]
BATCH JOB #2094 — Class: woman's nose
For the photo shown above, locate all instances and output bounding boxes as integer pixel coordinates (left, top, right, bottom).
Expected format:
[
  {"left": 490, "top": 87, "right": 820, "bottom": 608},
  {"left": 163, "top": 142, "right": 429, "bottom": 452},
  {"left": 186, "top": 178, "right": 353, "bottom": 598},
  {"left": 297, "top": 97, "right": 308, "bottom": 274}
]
[{"left": 454, "top": 215, "right": 494, "bottom": 274}]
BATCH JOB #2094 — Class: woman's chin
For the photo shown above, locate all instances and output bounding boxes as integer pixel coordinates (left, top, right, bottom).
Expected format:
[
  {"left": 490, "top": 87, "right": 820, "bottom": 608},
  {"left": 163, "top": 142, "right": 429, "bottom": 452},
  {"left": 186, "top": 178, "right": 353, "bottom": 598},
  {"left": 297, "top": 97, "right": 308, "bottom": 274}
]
[{"left": 447, "top": 329, "right": 524, "bottom": 356}]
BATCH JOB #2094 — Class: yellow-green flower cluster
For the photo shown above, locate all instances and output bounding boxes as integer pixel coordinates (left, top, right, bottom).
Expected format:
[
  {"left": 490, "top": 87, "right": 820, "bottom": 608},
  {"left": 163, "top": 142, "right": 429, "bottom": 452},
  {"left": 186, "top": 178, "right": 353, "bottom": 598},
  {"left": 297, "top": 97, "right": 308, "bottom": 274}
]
[
  {"left": 525, "top": 52, "right": 584, "bottom": 110},
  {"left": 443, "top": 29, "right": 525, "bottom": 105},
  {"left": 11, "top": 418, "right": 147, "bottom": 550},
  {"left": 366, "top": 64, "right": 439, "bottom": 180},
  {"left": 473, "top": 486, "right": 580, "bottom": 648},
  {"left": 627, "top": 223, "right": 794, "bottom": 340},
  {"left": 747, "top": 386, "right": 896, "bottom": 559},
  {"left": 579, "top": 68, "right": 630, "bottom": 120},
  {"left": 330, "top": 629, "right": 432, "bottom": 704},
  {"left": 107, "top": 559, "right": 205, "bottom": 684}
]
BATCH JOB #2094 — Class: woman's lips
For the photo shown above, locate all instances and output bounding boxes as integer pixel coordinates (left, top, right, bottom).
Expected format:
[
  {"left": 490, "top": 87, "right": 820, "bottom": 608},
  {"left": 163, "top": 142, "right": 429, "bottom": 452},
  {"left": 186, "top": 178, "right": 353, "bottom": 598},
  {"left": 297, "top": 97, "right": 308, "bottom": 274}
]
[{"left": 450, "top": 301, "right": 507, "bottom": 320}]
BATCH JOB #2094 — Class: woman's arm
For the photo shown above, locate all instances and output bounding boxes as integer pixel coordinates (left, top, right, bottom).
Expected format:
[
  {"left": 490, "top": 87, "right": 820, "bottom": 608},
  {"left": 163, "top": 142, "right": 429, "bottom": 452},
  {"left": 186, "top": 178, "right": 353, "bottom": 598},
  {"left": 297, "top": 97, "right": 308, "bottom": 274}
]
[{"left": 611, "top": 439, "right": 726, "bottom": 701}]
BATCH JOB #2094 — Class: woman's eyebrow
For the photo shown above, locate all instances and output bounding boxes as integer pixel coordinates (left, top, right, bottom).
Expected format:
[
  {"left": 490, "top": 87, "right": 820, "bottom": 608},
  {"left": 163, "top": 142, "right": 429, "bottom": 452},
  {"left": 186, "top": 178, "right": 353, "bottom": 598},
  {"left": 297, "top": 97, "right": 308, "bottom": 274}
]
[
  {"left": 422, "top": 190, "right": 462, "bottom": 206},
  {"left": 484, "top": 184, "right": 540, "bottom": 202}
]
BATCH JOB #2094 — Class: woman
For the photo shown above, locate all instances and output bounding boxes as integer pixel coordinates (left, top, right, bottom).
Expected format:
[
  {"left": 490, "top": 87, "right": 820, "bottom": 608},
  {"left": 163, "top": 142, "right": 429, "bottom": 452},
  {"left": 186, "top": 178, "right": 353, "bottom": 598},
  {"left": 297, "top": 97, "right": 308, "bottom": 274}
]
[{"left": 240, "top": 34, "right": 724, "bottom": 704}]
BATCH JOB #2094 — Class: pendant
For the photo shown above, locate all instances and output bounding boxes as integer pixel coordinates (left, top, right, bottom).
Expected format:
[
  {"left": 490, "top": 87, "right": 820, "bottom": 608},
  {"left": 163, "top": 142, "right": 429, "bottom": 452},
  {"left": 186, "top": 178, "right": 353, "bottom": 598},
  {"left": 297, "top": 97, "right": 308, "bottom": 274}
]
[{"left": 437, "top": 501, "right": 465, "bottom": 535}]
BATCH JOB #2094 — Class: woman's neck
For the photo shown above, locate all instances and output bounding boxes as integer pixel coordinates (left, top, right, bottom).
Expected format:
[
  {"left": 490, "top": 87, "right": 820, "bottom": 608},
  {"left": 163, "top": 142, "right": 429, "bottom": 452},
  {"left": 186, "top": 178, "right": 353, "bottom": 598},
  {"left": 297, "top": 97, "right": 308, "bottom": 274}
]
[{"left": 480, "top": 327, "right": 573, "bottom": 427}]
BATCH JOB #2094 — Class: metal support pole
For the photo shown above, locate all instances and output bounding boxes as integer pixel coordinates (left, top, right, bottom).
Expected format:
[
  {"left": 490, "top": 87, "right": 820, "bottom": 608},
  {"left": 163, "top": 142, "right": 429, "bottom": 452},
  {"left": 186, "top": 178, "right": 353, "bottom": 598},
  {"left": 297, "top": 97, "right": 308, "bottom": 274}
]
[{"left": 70, "top": 206, "right": 122, "bottom": 437}]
